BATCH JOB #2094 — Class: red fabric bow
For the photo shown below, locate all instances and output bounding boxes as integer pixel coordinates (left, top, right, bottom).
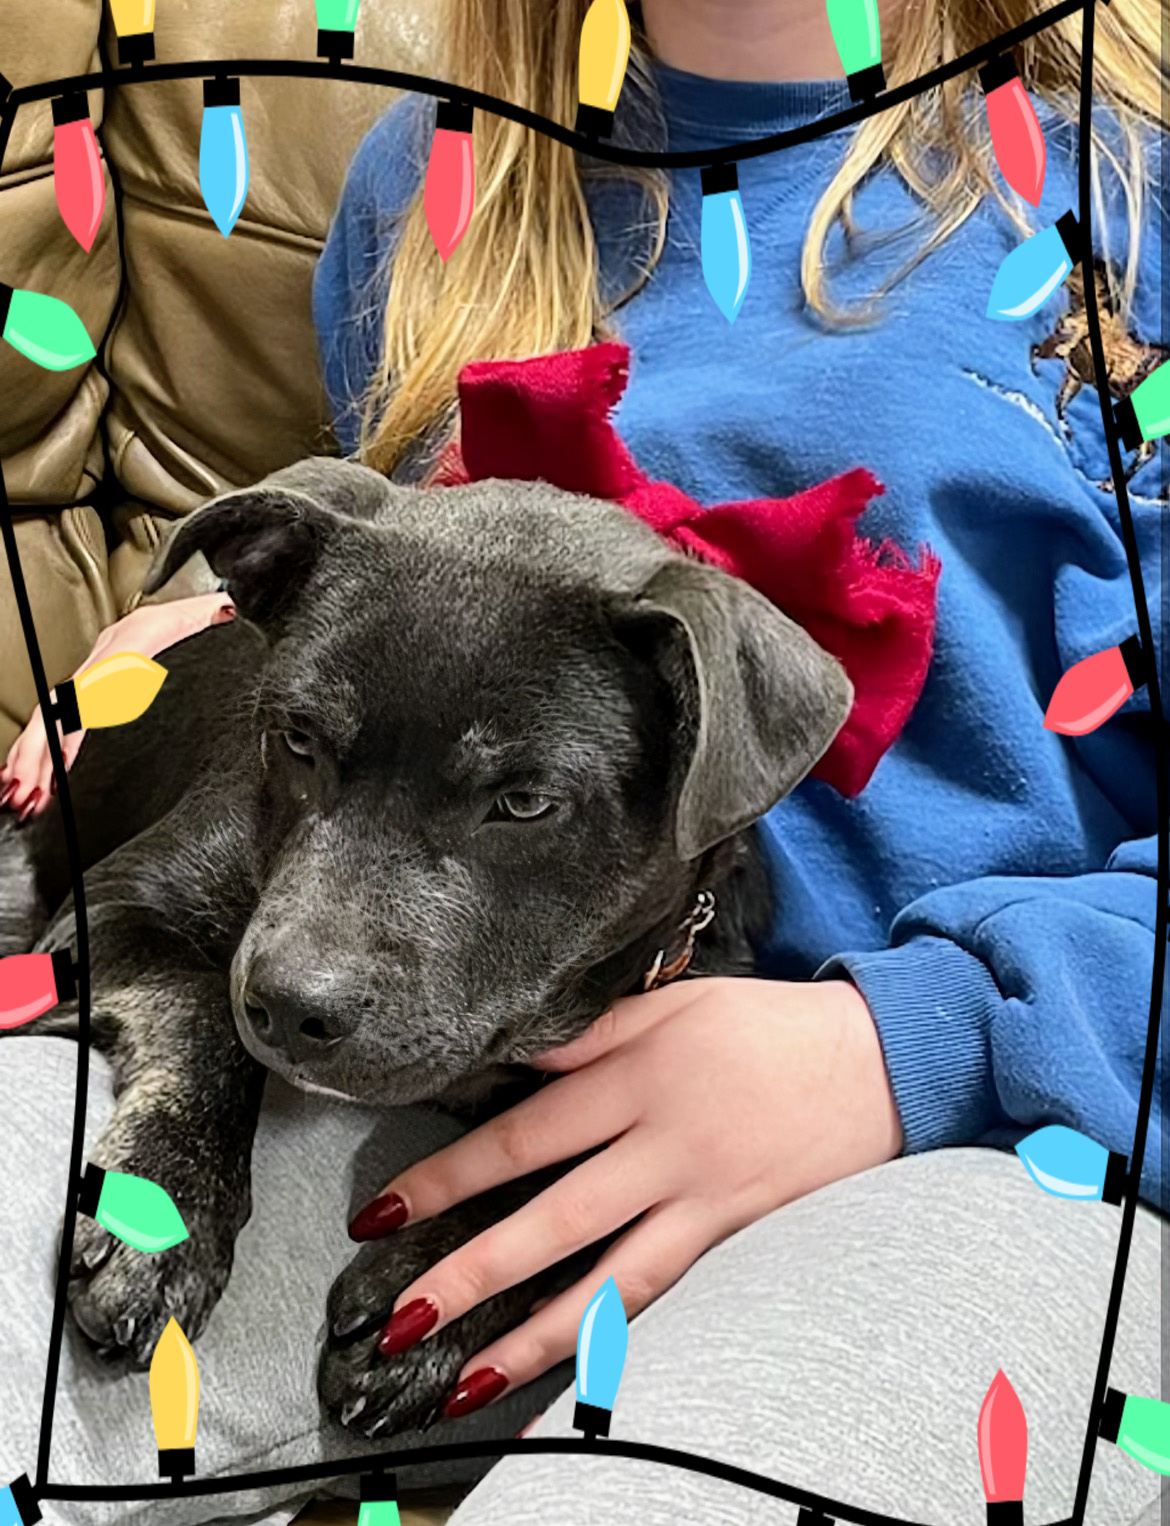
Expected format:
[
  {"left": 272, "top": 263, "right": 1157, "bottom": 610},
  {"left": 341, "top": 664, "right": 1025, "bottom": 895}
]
[{"left": 428, "top": 342, "right": 941, "bottom": 797}]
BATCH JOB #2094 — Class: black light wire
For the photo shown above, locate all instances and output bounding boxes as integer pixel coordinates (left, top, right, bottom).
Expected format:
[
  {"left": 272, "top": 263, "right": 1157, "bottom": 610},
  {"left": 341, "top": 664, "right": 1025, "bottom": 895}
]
[
  {"left": 1067, "top": 0, "right": 1168, "bottom": 1516},
  {"left": 0, "top": 0, "right": 1165, "bottom": 1517}
]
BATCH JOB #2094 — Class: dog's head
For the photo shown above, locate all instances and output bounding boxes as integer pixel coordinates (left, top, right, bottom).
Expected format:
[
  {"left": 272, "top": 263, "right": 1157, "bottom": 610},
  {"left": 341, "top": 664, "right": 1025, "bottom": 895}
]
[{"left": 147, "top": 457, "right": 852, "bottom": 1105}]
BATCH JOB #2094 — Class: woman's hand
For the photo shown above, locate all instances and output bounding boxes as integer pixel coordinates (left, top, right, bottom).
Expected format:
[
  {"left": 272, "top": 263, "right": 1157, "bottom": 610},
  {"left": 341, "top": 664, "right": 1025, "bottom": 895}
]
[
  {"left": 0, "top": 590, "right": 235, "bottom": 820},
  {"left": 347, "top": 975, "right": 903, "bottom": 1420}
]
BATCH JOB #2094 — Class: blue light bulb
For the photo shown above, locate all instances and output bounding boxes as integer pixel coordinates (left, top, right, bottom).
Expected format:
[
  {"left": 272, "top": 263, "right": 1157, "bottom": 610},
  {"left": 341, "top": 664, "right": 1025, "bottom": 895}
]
[
  {"left": 987, "top": 210, "right": 1080, "bottom": 321},
  {"left": 701, "top": 163, "right": 751, "bottom": 324},
  {"left": 200, "top": 78, "right": 249, "bottom": 238},
  {"left": 1015, "top": 1124, "right": 1128, "bottom": 1204},
  {"left": 0, "top": 1476, "right": 40, "bottom": 1526},
  {"left": 574, "top": 1274, "right": 628, "bottom": 1438}
]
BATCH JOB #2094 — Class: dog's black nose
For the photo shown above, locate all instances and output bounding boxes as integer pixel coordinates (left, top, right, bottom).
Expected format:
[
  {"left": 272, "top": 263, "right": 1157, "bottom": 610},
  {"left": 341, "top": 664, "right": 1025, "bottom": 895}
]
[{"left": 241, "top": 957, "right": 351, "bottom": 1064}]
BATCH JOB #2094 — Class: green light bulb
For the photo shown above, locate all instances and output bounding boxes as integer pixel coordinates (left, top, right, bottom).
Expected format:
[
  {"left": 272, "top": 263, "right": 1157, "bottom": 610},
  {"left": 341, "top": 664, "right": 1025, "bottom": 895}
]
[
  {"left": 77, "top": 1163, "right": 188, "bottom": 1253},
  {"left": 316, "top": 0, "right": 360, "bottom": 59},
  {"left": 357, "top": 1474, "right": 400, "bottom": 1526},
  {"left": 1115, "top": 358, "right": 1170, "bottom": 450},
  {"left": 0, "top": 285, "right": 95, "bottom": 372},
  {"left": 826, "top": 0, "right": 887, "bottom": 101},
  {"left": 1100, "top": 1388, "right": 1170, "bottom": 1475}
]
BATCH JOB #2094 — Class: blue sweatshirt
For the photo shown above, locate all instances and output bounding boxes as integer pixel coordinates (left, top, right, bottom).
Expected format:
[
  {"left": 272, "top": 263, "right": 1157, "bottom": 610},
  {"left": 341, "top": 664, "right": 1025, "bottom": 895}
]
[{"left": 313, "top": 67, "right": 1166, "bottom": 1211}]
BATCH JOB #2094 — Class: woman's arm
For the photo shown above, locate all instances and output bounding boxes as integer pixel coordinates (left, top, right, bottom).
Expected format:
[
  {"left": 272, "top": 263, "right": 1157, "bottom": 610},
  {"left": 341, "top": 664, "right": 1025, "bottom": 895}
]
[
  {"left": 0, "top": 591, "right": 235, "bottom": 817},
  {"left": 821, "top": 158, "right": 1165, "bottom": 1208}
]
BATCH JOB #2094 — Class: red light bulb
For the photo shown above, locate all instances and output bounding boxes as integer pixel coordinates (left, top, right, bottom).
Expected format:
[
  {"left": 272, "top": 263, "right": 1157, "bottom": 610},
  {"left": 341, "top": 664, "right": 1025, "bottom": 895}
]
[
  {"left": 979, "top": 56, "right": 1046, "bottom": 208},
  {"left": 1044, "top": 635, "right": 1146, "bottom": 736},
  {"left": 52, "top": 93, "right": 106, "bottom": 252},
  {"left": 978, "top": 1370, "right": 1028, "bottom": 1522},
  {"left": 0, "top": 949, "right": 76, "bottom": 1031},
  {"left": 425, "top": 100, "right": 475, "bottom": 262}
]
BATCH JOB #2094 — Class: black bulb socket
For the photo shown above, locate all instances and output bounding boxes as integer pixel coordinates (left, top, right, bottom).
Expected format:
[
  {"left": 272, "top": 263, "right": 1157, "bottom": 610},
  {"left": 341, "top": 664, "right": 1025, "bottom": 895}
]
[
  {"left": 1117, "top": 634, "right": 1146, "bottom": 692},
  {"left": 50, "top": 948, "right": 77, "bottom": 1003},
  {"left": 117, "top": 31, "right": 155, "bottom": 65},
  {"left": 48, "top": 678, "right": 82, "bottom": 736},
  {"left": 77, "top": 1163, "right": 106, "bottom": 1218},
  {"left": 1113, "top": 395, "right": 1146, "bottom": 452},
  {"left": 158, "top": 1447, "right": 195, "bottom": 1480},
  {"left": 317, "top": 28, "right": 355, "bottom": 60},
  {"left": 436, "top": 99, "right": 474, "bottom": 135},
  {"left": 573, "top": 1400, "right": 611, "bottom": 1438},
  {"left": 847, "top": 61, "right": 886, "bottom": 102},
  {"left": 360, "top": 1473, "right": 398, "bottom": 1503},
  {"left": 701, "top": 162, "right": 739, "bottom": 198},
  {"left": 203, "top": 77, "right": 240, "bottom": 110},
  {"left": 1055, "top": 210, "right": 1081, "bottom": 265},
  {"left": 575, "top": 101, "right": 615, "bottom": 138},
  {"left": 8, "top": 1475, "right": 41, "bottom": 1526},
  {"left": 986, "top": 1504, "right": 1023, "bottom": 1526},
  {"left": 52, "top": 93, "right": 91, "bottom": 128},
  {"left": 1098, "top": 1386, "right": 1126, "bottom": 1444},
  {"left": 979, "top": 54, "right": 1020, "bottom": 94}
]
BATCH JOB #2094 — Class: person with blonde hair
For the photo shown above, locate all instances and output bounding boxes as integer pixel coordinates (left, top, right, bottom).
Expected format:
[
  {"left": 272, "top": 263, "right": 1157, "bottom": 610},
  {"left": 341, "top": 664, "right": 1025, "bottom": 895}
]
[{"left": 4, "top": 1, "right": 1165, "bottom": 1518}]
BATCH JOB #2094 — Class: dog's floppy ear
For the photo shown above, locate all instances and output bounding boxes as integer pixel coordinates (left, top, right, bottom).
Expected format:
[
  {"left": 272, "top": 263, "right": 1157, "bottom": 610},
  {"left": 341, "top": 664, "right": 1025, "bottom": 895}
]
[
  {"left": 627, "top": 556, "right": 854, "bottom": 861},
  {"left": 142, "top": 459, "right": 387, "bottom": 624}
]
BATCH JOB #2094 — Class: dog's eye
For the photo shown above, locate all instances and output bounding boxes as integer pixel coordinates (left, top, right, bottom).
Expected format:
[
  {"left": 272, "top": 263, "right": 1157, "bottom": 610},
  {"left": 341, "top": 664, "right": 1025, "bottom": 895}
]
[
  {"left": 280, "top": 730, "right": 316, "bottom": 762},
  {"left": 495, "top": 791, "right": 555, "bottom": 822}
]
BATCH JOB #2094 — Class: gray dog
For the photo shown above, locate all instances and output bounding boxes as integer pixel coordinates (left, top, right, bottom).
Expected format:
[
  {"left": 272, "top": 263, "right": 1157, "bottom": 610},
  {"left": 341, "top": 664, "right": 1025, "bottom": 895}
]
[{"left": 0, "top": 456, "right": 851, "bottom": 1440}]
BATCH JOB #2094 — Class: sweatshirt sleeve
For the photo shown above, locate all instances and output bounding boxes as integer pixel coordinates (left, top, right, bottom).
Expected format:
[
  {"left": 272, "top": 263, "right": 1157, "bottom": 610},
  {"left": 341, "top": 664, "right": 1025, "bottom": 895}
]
[
  {"left": 312, "top": 95, "right": 431, "bottom": 456},
  {"left": 818, "top": 132, "right": 1167, "bottom": 1212}
]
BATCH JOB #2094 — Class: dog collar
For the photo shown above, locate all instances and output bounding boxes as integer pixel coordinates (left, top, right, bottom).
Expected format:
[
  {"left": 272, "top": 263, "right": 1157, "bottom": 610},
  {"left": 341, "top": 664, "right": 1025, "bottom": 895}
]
[{"left": 642, "top": 889, "right": 717, "bottom": 991}]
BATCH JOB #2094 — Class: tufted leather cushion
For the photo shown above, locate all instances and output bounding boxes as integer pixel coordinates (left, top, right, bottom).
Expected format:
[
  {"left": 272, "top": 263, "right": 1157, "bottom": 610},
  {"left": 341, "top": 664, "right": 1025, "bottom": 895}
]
[{"left": 0, "top": 0, "right": 433, "bottom": 752}]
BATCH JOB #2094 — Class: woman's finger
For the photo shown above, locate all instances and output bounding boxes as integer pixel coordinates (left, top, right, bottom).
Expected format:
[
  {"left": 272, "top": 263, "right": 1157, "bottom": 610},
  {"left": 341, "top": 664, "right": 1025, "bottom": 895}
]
[
  {"left": 3, "top": 727, "right": 45, "bottom": 815},
  {"left": 375, "top": 1137, "right": 661, "bottom": 1357},
  {"left": 349, "top": 1055, "right": 637, "bottom": 1238},
  {"left": 440, "top": 1199, "right": 718, "bottom": 1418},
  {"left": 528, "top": 982, "right": 708, "bottom": 1073}
]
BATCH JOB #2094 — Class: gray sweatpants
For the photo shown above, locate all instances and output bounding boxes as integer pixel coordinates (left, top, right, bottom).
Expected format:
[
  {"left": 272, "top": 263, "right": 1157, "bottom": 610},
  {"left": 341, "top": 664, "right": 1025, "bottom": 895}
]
[
  {"left": 1, "top": 1038, "right": 1164, "bottom": 1526},
  {"left": 449, "top": 1149, "right": 1167, "bottom": 1526}
]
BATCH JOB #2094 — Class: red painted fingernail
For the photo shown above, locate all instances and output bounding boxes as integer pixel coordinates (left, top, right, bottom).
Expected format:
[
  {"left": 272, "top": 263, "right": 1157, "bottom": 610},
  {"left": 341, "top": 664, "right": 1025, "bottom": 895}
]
[
  {"left": 443, "top": 1367, "right": 509, "bottom": 1419},
  {"left": 0, "top": 782, "right": 14, "bottom": 807},
  {"left": 212, "top": 604, "right": 236, "bottom": 625},
  {"left": 18, "top": 792, "right": 40, "bottom": 822},
  {"left": 349, "top": 1191, "right": 409, "bottom": 1241},
  {"left": 378, "top": 1297, "right": 438, "bottom": 1357}
]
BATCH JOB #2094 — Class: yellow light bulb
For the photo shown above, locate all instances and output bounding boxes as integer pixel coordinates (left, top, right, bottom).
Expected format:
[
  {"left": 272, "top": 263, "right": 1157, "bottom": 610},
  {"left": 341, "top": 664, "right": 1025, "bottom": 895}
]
[
  {"left": 150, "top": 1317, "right": 199, "bottom": 1479},
  {"left": 576, "top": 0, "right": 631, "bottom": 139},
  {"left": 109, "top": 0, "right": 157, "bottom": 64},
  {"left": 55, "top": 651, "right": 167, "bottom": 733}
]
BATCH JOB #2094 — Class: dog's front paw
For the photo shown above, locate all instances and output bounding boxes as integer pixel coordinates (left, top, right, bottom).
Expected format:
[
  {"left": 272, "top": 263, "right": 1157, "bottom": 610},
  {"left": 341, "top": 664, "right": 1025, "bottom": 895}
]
[
  {"left": 319, "top": 1208, "right": 570, "bottom": 1441},
  {"left": 66, "top": 1190, "right": 247, "bottom": 1368}
]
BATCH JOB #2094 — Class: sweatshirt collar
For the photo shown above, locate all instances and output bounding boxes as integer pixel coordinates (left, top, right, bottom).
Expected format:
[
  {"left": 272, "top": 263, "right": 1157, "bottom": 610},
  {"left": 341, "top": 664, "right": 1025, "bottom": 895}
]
[{"left": 651, "top": 58, "right": 854, "bottom": 152}]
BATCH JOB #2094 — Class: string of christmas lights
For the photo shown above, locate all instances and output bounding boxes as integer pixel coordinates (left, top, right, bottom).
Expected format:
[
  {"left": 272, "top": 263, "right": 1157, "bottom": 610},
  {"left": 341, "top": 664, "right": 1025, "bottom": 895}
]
[
  {"left": 10, "top": 0, "right": 1168, "bottom": 356},
  {"left": 0, "top": 0, "right": 1166, "bottom": 1516}
]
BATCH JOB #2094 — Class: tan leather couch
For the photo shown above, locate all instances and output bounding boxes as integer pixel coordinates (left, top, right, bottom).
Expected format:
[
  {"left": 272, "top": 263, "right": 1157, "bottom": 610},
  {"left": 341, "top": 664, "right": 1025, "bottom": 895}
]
[{"left": 0, "top": 0, "right": 434, "bottom": 754}]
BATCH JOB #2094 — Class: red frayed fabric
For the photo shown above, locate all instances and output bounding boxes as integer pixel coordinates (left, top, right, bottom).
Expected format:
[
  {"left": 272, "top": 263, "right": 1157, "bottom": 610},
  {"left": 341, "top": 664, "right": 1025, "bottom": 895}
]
[{"left": 428, "top": 342, "right": 941, "bottom": 797}]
